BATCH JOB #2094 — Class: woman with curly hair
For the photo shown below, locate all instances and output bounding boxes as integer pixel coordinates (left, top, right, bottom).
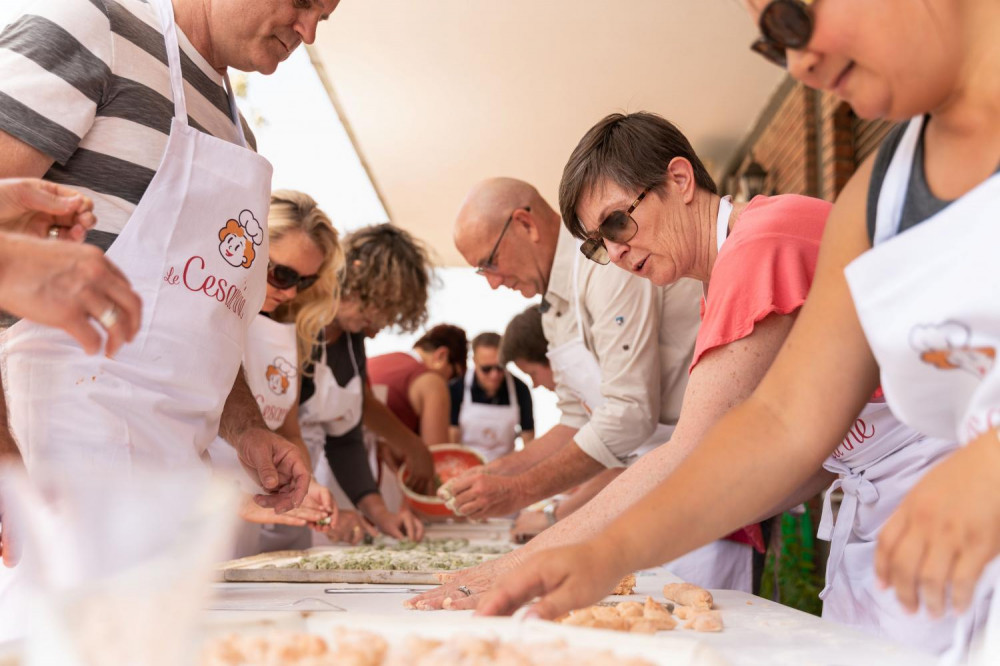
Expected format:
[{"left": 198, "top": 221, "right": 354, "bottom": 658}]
[
  {"left": 209, "top": 189, "right": 344, "bottom": 555},
  {"left": 300, "top": 223, "right": 437, "bottom": 544}
]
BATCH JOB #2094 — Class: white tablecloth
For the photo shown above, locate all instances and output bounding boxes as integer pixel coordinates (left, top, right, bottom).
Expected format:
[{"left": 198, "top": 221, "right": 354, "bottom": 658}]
[{"left": 206, "top": 565, "right": 935, "bottom": 666}]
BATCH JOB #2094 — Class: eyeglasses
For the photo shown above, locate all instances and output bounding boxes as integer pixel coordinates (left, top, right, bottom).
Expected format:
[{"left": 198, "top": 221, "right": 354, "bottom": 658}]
[
  {"left": 476, "top": 207, "right": 530, "bottom": 274},
  {"left": 267, "top": 262, "right": 319, "bottom": 291},
  {"left": 749, "top": 0, "right": 814, "bottom": 69},
  {"left": 579, "top": 186, "right": 651, "bottom": 265},
  {"left": 477, "top": 364, "right": 504, "bottom": 375}
]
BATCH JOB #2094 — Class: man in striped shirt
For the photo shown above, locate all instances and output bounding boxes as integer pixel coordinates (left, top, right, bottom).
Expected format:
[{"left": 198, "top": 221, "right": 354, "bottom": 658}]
[{"left": 0, "top": 0, "right": 341, "bottom": 562}]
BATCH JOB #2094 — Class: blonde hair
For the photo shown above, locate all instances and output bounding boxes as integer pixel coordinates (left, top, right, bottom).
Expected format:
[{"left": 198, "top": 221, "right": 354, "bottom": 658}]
[{"left": 267, "top": 190, "right": 345, "bottom": 375}]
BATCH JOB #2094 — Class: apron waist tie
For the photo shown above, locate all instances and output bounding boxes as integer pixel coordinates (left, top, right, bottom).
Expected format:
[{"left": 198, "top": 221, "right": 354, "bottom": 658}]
[{"left": 818, "top": 471, "right": 879, "bottom": 600}]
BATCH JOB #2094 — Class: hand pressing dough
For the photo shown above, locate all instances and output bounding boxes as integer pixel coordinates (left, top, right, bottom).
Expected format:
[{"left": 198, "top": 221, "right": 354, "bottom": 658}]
[{"left": 662, "top": 583, "right": 713, "bottom": 610}]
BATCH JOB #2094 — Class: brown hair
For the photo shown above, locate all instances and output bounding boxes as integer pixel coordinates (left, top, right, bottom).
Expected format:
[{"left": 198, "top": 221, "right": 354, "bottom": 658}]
[
  {"left": 471, "top": 332, "right": 502, "bottom": 351},
  {"left": 499, "top": 306, "right": 548, "bottom": 366},
  {"left": 559, "top": 111, "right": 717, "bottom": 239},
  {"left": 414, "top": 324, "right": 469, "bottom": 376},
  {"left": 340, "top": 223, "right": 434, "bottom": 333},
  {"left": 267, "top": 190, "right": 344, "bottom": 376}
]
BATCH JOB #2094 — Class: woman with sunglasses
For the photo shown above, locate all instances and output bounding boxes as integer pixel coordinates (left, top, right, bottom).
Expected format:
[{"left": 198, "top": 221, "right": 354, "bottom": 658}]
[
  {"left": 299, "top": 223, "right": 436, "bottom": 544},
  {"left": 208, "top": 189, "right": 342, "bottom": 555},
  {"left": 480, "top": 0, "right": 1000, "bottom": 657}
]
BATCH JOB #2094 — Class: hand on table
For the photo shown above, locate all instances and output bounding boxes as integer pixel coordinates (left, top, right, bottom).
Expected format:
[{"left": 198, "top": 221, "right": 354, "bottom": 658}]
[
  {"left": 476, "top": 541, "right": 624, "bottom": 619},
  {"left": 0, "top": 178, "right": 96, "bottom": 240},
  {"left": 438, "top": 469, "right": 525, "bottom": 519},
  {"left": 236, "top": 427, "right": 311, "bottom": 514},
  {"left": 404, "top": 550, "right": 522, "bottom": 611},
  {"left": 875, "top": 433, "right": 1000, "bottom": 617},
  {"left": 369, "top": 505, "right": 425, "bottom": 542},
  {"left": 322, "top": 510, "right": 377, "bottom": 545},
  {"left": 0, "top": 233, "right": 141, "bottom": 356}
]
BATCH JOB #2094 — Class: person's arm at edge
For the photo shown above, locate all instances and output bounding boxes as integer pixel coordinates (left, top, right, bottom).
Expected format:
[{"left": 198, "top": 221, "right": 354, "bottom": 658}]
[
  {"left": 409, "top": 371, "right": 451, "bottom": 445},
  {"left": 362, "top": 382, "right": 435, "bottom": 494}
]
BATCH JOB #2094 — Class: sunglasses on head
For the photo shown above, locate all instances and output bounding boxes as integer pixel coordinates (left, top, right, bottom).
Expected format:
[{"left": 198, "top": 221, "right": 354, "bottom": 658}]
[
  {"left": 477, "top": 364, "right": 504, "bottom": 374},
  {"left": 267, "top": 262, "right": 319, "bottom": 291},
  {"left": 750, "top": 0, "right": 814, "bottom": 69},
  {"left": 579, "top": 186, "right": 652, "bottom": 265}
]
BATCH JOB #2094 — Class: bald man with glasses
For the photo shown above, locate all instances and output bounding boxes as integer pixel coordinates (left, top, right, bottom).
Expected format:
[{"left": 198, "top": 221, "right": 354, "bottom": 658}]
[{"left": 446, "top": 177, "right": 701, "bottom": 520}]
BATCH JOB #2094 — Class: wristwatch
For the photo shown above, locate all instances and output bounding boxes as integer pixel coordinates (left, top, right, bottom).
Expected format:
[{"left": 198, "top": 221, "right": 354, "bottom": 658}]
[{"left": 543, "top": 500, "right": 560, "bottom": 527}]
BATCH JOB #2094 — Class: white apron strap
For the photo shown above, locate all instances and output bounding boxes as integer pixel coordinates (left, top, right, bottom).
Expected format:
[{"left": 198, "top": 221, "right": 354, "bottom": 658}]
[
  {"left": 872, "top": 116, "right": 925, "bottom": 246},
  {"left": 505, "top": 368, "right": 518, "bottom": 411},
  {"left": 151, "top": 0, "right": 247, "bottom": 143},
  {"left": 150, "top": 0, "right": 188, "bottom": 123},
  {"left": 817, "top": 472, "right": 880, "bottom": 600},
  {"left": 463, "top": 367, "right": 475, "bottom": 403},
  {"left": 716, "top": 195, "right": 734, "bottom": 253},
  {"left": 344, "top": 332, "right": 361, "bottom": 379}
]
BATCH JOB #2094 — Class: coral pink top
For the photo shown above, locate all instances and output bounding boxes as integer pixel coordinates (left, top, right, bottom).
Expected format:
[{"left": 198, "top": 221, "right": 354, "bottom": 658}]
[
  {"left": 367, "top": 352, "right": 428, "bottom": 434},
  {"left": 693, "top": 194, "right": 832, "bottom": 370},
  {"left": 694, "top": 194, "right": 833, "bottom": 553}
]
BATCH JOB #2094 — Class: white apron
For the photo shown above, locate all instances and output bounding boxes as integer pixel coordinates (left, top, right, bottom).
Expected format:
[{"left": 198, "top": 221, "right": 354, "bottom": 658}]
[
  {"left": 546, "top": 232, "right": 750, "bottom": 591},
  {"left": 2, "top": 0, "right": 269, "bottom": 475},
  {"left": 208, "top": 315, "right": 299, "bottom": 557},
  {"left": 0, "top": 0, "right": 270, "bottom": 638},
  {"left": 458, "top": 367, "right": 520, "bottom": 462},
  {"left": 844, "top": 116, "right": 1000, "bottom": 663},
  {"left": 818, "top": 400, "right": 958, "bottom": 653}
]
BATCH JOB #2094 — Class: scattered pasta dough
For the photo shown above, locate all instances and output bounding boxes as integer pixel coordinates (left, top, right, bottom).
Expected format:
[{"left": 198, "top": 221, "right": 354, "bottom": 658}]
[
  {"left": 555, "top": 597, "right": 676, "bottom": 634},
  {"left": 662, "top": 583, "right": 713, "bottom": 611},
  {"left": 684, "top": 611, "right": 724, "bottom": 633},
  {"left": 612, "top": 573, "right": 637, "bottom": 595},
  {"left": 201, "top": 628, "right": 655, "bottom": 666}
]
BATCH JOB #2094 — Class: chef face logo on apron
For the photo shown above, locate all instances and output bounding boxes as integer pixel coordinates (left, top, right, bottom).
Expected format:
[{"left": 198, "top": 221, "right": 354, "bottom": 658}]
[
  {"left": 218, "top": 210, "right": 264, "bottom": 269},
  {"left": 163, "top": 208, "right": 265, "bottom": 320},
  {"left": 911, "top": 320, "right": 996, "bottom": 379},
  {"left": 265, "top": 356, "right": 296, "bottom": 395}
]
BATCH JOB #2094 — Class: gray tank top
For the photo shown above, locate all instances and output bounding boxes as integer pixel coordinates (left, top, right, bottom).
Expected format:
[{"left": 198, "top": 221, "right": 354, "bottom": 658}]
[{"left": 866, "top": 118, "right": 953, "bottom": 244}]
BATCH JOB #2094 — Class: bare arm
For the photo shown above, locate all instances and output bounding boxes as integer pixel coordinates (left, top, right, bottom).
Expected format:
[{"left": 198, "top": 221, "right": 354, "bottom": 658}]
[
  {"left": 483, "top": 425, "right": 577, "bottom": 476},
  {"left": 220, "top": 369, "right": 311, "bottom": 512},
  {"left": 0, "top": 130, "right": 54, "bottom": 179},
  {"left": 408, "top": 372, "right": 451, "bottom": 446},
  {"left": 363, "top": 383, "right": 435, "bottom": 494}
]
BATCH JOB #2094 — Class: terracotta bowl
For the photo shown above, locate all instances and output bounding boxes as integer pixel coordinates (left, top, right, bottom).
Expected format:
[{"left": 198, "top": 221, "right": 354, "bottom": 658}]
[{"left": 398, "top": 445, "right": 486, "bottom": 519}]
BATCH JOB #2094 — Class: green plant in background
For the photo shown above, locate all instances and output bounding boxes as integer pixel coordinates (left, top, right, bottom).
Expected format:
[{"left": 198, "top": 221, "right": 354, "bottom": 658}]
[{"left": 760, "top": 507, "right": 824, "bottom": 616}]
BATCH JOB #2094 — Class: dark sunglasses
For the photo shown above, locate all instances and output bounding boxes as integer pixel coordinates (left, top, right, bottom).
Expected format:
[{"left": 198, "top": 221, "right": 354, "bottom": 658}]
[
  {"left": 476, "top": 207, "right": 530, "bottom": 275},
  {"left": 267, "top": 262, "right": 319, "bottom": 291},
  {"left": 750, "top": 0, "right": 814, "bottom": 69},
  {"left": 477, "top": 364, "right": 504, "bottom": 375},
  {"left": 579, "top": 186, "right": 651, "bottom": 265}
]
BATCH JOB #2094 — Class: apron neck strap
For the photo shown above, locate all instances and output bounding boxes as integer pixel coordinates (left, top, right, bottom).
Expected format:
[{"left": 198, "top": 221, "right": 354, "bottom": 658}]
[
  {"left": 152, "top": 0, "right": 188, "bottom": 124},
  {"left": 344, "top": 332, "right": 361, "bottom": 378},
  {"left": 872, "top": 116, "right": 925, "bottom": 246},
  {"left": 716, "top": 195, "right": 734, "bottom": 253},
  {"left": 570, "top": 244, "right": 586, "bottom": 342},
  {"left": 152, "top": 0, "right": 247, "bottom": 144}
]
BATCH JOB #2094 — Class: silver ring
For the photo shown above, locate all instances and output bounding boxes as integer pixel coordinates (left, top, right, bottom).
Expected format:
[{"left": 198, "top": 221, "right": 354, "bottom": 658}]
[
  {"left": 96, "top": 305, "right": 118, "bottom": 330},
  {"left": 47, "top": 226, "right": 60, "bottom": 239},
  {"left": 457, "top": 585, "right": 472, "bottom": 598}
]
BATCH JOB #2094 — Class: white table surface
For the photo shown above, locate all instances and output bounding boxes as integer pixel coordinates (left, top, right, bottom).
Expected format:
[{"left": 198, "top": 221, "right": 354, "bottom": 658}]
[{"left": 206, "top": 566, "right": 935, "bottom": 666}]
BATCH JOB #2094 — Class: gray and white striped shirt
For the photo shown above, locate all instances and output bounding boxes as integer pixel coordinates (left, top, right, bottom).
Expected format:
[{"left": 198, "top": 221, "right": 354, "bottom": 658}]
[{"left": 0, "top": 0, "right": 255, "bottom": 250}]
